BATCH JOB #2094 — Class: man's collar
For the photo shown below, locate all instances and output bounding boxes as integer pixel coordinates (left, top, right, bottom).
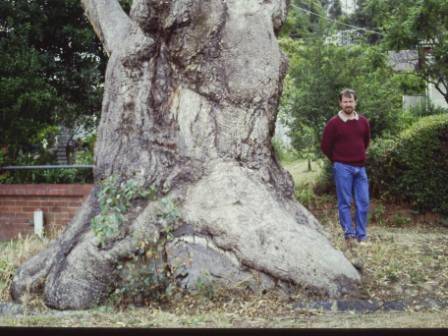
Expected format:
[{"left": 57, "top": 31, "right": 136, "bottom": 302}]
[{"left": 338, "top": 110, "right": 359, "bottom": 122}]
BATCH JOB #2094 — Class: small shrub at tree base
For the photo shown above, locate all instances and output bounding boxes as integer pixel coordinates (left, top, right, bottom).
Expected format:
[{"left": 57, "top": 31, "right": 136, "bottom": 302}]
[
  {"left": 92, "top": 176, "right": 157, "bottom": 247},
  {"left": 92, "top": 175, "right": 183, "bottom": 305},
  {"left": 110, "top": 253, "right": 173, "bottom": 307},
  {"left": 194, "top": 274, "right": 216, "bottom": 300},
  {"left": 368, "top": 114, "right": 448, "bottom": 216}
]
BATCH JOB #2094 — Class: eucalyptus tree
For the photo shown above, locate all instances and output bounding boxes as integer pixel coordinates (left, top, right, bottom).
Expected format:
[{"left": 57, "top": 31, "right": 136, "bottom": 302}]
[{"left": 12, "top": 0, "right": 359, "bottom": 309}]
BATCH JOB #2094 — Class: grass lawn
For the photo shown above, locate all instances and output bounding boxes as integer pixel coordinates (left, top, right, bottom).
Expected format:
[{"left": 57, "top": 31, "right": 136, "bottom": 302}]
[
  {"left": 0, "top": 159, "right": 447, "bottom": 328},
  {"left": 283, "top": 158, "right": 323, "bottom": 186}
]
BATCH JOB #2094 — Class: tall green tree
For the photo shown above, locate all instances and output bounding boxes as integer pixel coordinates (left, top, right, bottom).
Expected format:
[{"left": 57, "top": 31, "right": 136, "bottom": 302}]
[
  {"left": 349, "top": 0, "right": 448, "bottom": 103},
  {"left": 281, "top": 0, "right": 328, "bottom": 39},
  {"left": 347, "top": 0, "right": 389, "bottom": 44},
  {"left": 382, "top": 0, "right": 448, "bottom": 104},
  {"left": 0, "top": 0, "right": 107, "bottom": 158}
]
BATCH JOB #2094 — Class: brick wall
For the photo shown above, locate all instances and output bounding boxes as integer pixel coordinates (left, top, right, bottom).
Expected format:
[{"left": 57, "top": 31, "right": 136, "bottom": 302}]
[{"left": 0, "top": 184, "right": 93, "bottom": 240}]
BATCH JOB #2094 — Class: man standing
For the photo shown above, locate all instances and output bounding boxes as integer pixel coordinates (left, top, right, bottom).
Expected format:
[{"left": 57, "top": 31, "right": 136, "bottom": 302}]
[{"left": 321, "top": 89, "right": 371, "bottom": 248}]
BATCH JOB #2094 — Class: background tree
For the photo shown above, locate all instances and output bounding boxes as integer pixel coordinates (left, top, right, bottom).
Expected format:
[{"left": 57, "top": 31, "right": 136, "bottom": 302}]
[
  {"left": 347, "top": 0, "right": 448, "bottom": 104},
  {"left": 381, "top": 0, "right": 448, "bottom": 104},
  {"left": 347, "top": 0, "right": 387, "bottom": 44},
  {"left": 281, "top": 0, "right": 328, "bottom": 39},
  {"left": 11, "top": 0, "right": 359, "bottom": 310},
  {"left": 0, "top": 0, "right": 106, "bottom": 159}
]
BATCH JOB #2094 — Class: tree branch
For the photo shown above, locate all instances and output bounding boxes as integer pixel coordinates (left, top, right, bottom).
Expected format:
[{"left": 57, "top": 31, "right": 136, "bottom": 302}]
[{"left": 80, "top": 0, "right": 133, "bottom": 56}]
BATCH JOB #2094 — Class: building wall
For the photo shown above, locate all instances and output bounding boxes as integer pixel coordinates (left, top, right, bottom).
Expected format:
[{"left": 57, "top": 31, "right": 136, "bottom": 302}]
[
  {"left": 427, "top": 83, "right": 448, "bottom": 109},
  {"left": 403, "top": 95, "right": 426, "bottom": 110},
  {"left": 0, "top": 184, "right": 93, "bottom": 240}
]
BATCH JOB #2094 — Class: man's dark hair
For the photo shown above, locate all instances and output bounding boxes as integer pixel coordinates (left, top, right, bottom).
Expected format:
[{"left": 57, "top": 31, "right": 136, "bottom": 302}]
[{"left": 339, "top": 88, "right": 357, "bottom": 101}]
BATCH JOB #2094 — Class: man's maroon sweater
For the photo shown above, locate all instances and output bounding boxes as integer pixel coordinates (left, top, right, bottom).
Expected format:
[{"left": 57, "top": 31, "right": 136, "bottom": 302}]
[{"left": 320, "top": 114, "right": 371, "bottom": 166}]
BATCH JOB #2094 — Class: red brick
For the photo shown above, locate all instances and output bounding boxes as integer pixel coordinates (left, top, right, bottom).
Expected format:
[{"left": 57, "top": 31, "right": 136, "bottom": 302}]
[
  {"left": 21, "top": 206, "right": 39, "bottom": 212},
  {"left": 48, "top": 206, "right": 62, "bottom": 213},
  {"left": 0, "top": 206, "right": 19, "bottom": 212},
  {"left": 0, "top": 200, "right": 18, "bottom": 206},
  {"left": 0, "top": 184, "right": 92, "bottom": 240},
  {"left": 27, "top": 201, "right": 44, "bottom": 207}
]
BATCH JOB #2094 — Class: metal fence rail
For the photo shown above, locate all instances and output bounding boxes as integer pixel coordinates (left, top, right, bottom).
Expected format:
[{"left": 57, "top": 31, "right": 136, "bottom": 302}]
[{"left": 0, "top": 165, "right": 94, "bottom": 171}]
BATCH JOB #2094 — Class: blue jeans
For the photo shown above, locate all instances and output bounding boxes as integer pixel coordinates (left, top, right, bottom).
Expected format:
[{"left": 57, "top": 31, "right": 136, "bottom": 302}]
[{"left": 333, "top": 162, "right": 369, "bottom": 241}]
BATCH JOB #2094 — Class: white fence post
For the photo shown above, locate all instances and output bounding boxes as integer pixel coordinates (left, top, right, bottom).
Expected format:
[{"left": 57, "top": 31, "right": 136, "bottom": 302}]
[{"left": 33, "top": 209, "right": 44, "bottom": 238}]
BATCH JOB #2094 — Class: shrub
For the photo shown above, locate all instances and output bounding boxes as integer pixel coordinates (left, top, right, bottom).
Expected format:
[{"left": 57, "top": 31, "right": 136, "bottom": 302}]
[
  {"left": 0, "top": 128, "right": 95, "bottom": 184},
  {"left": 0, "top": 166, "right": 93, "bottom": 184},
  {"left": 92, "top": 176, "right": 157, "bottom": 248},
  {"left": 367, "top": 114, "right": 448, "bottom": 215}
]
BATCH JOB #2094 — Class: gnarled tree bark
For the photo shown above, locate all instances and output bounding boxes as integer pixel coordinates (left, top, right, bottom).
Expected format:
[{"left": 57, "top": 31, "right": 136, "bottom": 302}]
[{"left": 11, "top": 0, "right": 360, "bottom": 309}]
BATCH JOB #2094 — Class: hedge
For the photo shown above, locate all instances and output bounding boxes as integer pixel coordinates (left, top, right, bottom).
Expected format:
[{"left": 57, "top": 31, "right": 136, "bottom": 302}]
[{"left": 367, "top": 114, "right": 448, "bottom": 215}]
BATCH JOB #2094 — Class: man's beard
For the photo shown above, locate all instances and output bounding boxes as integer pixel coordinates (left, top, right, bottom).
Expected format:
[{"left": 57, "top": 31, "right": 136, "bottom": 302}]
[{"left": 343, "top": 107, "right": 353, "bottom": 114}]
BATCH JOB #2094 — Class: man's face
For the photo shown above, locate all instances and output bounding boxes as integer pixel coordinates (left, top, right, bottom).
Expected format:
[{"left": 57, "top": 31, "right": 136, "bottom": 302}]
[{"left": 339, "top": 95, "right": 357, "bottom": 115}]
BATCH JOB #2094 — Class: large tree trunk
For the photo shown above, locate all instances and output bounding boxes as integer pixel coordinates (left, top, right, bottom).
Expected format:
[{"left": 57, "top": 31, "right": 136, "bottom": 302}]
[{"left": 11, "top": 0, "right": 359, "bottom": 310}]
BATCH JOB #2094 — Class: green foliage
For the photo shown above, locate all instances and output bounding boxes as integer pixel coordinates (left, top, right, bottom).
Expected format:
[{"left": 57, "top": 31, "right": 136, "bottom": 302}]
[
  {"left": 289, "top": 124, "right": 317, "bottom": 160},
  {"left": 372, "top": 0, "right": 448, "bottom": 104},
  {"left": 111, "top": 254, "right": 172, "bottom": 306},
  {"left": 194, "top": 274, "right": 215, "bottom": 300},
  {"left": 157, "top": 197, "right": 180, "bottom": 228},
  {"left": 312, "top": 159, "right": 335, "bottom": 195},
  {"left": 271, "top": 138, "right": 299, "bottom": 163},
  {"left": 395, "top": 73, "right": 426, "bottom": 96},
  {"left": 281, "top": 0, "right": 327, "bottom": 39},
  {"left": 347, "top": 0, "right": 448, "bottom": 102},
  {"left": 96, "top": 176, "right": 182, "bottom": 306},
  {"left": 111, "top": 196, "right": 181, "bottom": 305},
  {"left": 74, "top": 133, "right": 96, "bottom": 165},
  {"left": 280, "top": 34, "right": 403, "bottom": 159},
  {"left": 0, "top": 0, "right": 105, "bottom": 158},
  {"left": 0, "top": 123, "right": 96, "bottom": 184},
  {"left": 328, "top": 0, "right": 342, "bottom": 20},
  {"left": 390, "top": 213, "right": 412, "bottom": 227},
  {"left": 294, "top": 182, "right": 317, "bottom": 208},
  {"left": 0, "top": 144, "right": 93, "bottom": 184},
  {"left": 369, "top": 202, "right": 386, "bottom": 226},
  {"left": 347, "top": 0, "right": 392, "bottom": 44},
  {"left": 368, "top": 114, "right": 448, "bottom": 214},
  {"left": 396, "top": 103, "right": 448, "bottom": 133},
  {"left": 92, "top": 176, "right": 157, "bottom": 247},
  {"left": 409, "top": 103, "right": 448, "bottom": 118},
  {"left": 280, "top": 0, "right": 446, "bottom": 163},
  {"left": 0, "top": 167, "right": 92, "bottom": 184}
]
